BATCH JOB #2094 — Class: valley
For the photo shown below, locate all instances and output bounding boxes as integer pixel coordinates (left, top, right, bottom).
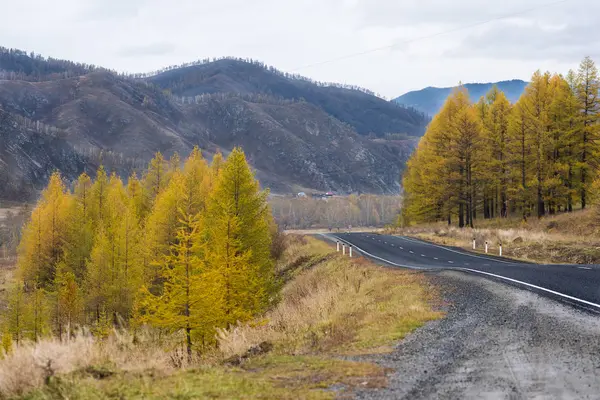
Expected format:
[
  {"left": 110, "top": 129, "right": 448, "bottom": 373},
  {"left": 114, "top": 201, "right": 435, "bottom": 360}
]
[{"left": 2, "top": 2, "right": 600, "bottom": 397}]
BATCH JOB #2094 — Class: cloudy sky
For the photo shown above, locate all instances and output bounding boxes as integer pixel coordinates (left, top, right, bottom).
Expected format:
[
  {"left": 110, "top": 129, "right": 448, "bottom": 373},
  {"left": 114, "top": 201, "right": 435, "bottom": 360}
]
[{"left": 0, "top": 0, "right": 595, "bottom": 97}]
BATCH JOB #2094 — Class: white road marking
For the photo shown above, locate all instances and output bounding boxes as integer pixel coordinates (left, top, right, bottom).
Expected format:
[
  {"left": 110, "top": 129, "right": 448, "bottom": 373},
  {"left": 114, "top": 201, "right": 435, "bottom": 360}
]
[
  {"left": 400, "top": 247, "right": 404, "bottom": 250},
  {"left": 434, "top": 257, "right": 439, "bottom": 260},
  {"left": 459, "top": 267, "right": 600, "bottom": 312},
  {"left": 391, "top": 244, "right": 395, "bottom": 247},
  {"left": 323, "top": 233, "right": 600, "bottom": 312},
  {"left": 421, "top": 254, "right": 426, "bottom": 257},
  {"left": 579, "top": 267, "right": 592, "bottom": 270},
  {"left": 409, "top": 251, "right": 414, "bottom": 254},
  {"left": 399, "top": 236, "right": 515, "bottom": 264},
  {"left": 448, "top": 261, "right": 454, "bottom": 264},
  {"left": 321, "top": 234, "right": 424, "bottom": 270}
]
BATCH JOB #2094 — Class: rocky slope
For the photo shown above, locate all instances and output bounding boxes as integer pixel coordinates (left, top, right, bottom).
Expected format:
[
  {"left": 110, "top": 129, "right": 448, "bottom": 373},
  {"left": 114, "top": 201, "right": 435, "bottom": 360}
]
[
  {"left": 147, "top": 58, "right": 429, "bottom": 138},
  {"left": 0, "top": 50, "right": 426, "bottom": 199}
]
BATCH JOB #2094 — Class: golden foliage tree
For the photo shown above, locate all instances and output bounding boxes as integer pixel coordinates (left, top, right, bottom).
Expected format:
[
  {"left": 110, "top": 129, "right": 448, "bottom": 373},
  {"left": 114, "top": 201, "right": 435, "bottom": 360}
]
[
  {"left": 403, "top": 58, "right": 598, "bottom": 226},
  {"left": 8, "top": 146, "right": 276, "bottom": 352}
]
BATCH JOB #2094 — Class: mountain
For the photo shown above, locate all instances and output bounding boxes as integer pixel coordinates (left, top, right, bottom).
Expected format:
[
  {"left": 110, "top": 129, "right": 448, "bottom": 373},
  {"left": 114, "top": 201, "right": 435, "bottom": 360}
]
[
  {"left": 0, "top": 50, "right": 427, "bottom": 200},
  {"left": 146, "top": 58, "right": 428, "bottom": 137},
  {"left": 0, "top": 107, "right": 85, "bottom": 200},
  {"left": 393, "top": 80, "right": 528, "bottom": 117}
]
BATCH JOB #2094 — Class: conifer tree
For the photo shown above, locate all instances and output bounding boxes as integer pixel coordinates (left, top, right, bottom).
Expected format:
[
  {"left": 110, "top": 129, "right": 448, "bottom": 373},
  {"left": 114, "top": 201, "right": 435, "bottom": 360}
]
[
  {"left": 481, "top": 87, "right": 512, "bottom": 217},
  {"left": 575, "top": 57, "right": 600, "bottom": 209},
  {"left": 5, "top": 283, "right": 26, "bottom": 346},
  {"left": 63, "top": 173, "right": 94, "bottom": 281},
  {"left": 90, "top": 166, "right": 109, "bottom": 228},
  {"left": 54, "top": 266, "right": 82, "bottom": 339},
  {"left": 127, "top": 172, "right": 145, "bottom": 219},
  {"left": 86, "top": 225, "right": 111, "bottom": 324},
  {"left": 143, "top": 152, "right": 172, "bottom": 213},
  {"left": 144, "top": 172, "right": 183, "bottom": 288},
  {"left": 18, "top": 172, "right": 70, "bottom": 287},
  {"left": 206, "top": 148, "right": 274, "bottom": 320},
  {"left": 26, "top": 283, "right": 49, "bottom": 342},
  {"left": 10, "top": 146, "right": 277, "bottom": 346},
  {"left": 136, "top": 148, "right": 222, "bottom": 356}
]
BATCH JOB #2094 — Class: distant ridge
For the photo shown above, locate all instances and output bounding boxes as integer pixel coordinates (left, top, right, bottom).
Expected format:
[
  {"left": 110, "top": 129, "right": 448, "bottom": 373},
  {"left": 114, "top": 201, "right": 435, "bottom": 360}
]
[{"left": 393, "top": 80, "right": 528, "bottom": 116}]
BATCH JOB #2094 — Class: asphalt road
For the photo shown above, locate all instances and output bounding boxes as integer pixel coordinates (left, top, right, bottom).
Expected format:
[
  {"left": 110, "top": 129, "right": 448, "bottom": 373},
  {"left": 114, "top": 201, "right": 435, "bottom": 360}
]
[{"left": 327, "top": 232, "right": 600, "bottom": 313}]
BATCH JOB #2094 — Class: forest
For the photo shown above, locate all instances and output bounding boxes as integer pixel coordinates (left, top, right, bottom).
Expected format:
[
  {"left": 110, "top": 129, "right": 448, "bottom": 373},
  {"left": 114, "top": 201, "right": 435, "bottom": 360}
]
[
  {"left": 0, "top": 148, "right": 276, "bottom": 358},
  {"left": 402, "top": 57, "right": 600, "bottom": 228},
  {"left": 270, "top": 195, "right": 402, "bottom": 229}
]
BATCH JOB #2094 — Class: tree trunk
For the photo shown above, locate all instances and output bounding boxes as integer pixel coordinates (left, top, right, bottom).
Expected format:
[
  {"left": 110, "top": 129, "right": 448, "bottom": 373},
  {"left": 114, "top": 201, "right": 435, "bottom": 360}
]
[{"left": 537, "top": 185, "right": 545, "bottom": 218}]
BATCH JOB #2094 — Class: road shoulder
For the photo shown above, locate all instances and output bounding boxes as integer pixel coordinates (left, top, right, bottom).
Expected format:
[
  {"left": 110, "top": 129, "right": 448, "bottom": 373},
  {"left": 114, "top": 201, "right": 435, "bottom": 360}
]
[{"left": 353, "top": 270, "right": 600, "bottom": 400}]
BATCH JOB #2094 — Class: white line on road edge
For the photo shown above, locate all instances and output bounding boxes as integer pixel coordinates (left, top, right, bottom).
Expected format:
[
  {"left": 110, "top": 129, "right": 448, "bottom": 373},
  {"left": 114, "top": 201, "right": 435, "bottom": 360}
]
[
  {"left": 320, "top": 234, "right": 424, "bottom": 270},
  {"left": 421, "top": 254, "right": 426, "bottom": 257},
  {"left": 399, "top": 236, "right": 515, "bottom": 264},
  {"left": 322, "top": 233, "right": 600, "bottom": 312},
  {"left": 458, "top": 268, "right": 600, "bottom": 311},
  {"left": 579, "top": 267, "right": 592, "bottom": 270},
  {"left": 448, "top": 261, "right": 454, "bottom": 264}
]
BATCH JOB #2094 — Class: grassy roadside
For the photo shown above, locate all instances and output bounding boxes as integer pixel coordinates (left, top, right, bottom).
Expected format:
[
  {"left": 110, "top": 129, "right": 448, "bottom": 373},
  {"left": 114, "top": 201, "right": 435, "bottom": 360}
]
[
  {"left": 392, "top": 208, "right": 600, "bottom": 265},
  {"left": 2, "top": 236, "right": 442, "bottom": 399}
]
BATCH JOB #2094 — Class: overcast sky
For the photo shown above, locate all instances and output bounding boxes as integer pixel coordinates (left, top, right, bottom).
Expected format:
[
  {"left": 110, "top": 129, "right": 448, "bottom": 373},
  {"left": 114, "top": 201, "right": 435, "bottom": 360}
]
[{"left": 0, "top": 0, "right": 595, "bottom": 97}]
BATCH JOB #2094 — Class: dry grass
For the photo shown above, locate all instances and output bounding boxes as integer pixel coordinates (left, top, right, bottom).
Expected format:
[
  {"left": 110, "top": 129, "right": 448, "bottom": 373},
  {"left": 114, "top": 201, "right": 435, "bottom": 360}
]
[
  {"left": 0, "top": 329, "right": 177, "bottom": 398},
  {"left": 394, "top": 208, "right": 600, "bottom": 264},
  {"left": 218, "top": 236, "right": 442, "bottom": 358},
  {"left": 1, "top": 235, "right": 442, "bottom": 399}
]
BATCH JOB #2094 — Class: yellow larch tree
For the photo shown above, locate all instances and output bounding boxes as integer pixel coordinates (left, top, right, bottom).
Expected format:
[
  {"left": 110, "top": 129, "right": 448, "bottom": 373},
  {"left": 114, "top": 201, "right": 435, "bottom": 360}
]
[
  {"left": 136, "top": 148, "right": 223, "bottom": 356},
  {"left": 17, "top": 172, "right": 70, "bottom": 287},
  {"left": 575, "top": 57, "right": 600, "bottom": 209},
  {"left": 205, "top": 147, "right": 274, "bottom": 322}
]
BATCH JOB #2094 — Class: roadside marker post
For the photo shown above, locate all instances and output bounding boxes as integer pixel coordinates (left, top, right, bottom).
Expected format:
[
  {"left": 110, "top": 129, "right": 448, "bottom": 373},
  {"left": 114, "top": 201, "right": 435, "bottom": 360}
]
[
  {"left": 342, "top": 244, "right": 346, "bottom": 255},
  {"left": 349, "top": 246, "right": 353, "bottom": 258},
  {"left": 485, "top": 241, "right": 489, "bottom": 254},
  {"left": 337, "top": 241, "right": 340, "bottom": 252},
  {"left": 472, "top": 238, "right": 476, "bottom": 250},
  {"left": 499, "top": 243, "right": 503, "bottom": 257}
]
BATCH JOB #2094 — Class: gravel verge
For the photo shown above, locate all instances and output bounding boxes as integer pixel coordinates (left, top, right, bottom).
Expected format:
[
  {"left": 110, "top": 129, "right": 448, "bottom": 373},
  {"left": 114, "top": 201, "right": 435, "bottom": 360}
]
[{"left": 354, "top": 270, "right": 600, "bottom": 400}]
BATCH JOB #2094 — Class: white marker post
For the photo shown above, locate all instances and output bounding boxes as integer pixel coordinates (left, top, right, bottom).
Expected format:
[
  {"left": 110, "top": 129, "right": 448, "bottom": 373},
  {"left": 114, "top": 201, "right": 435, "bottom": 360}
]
[
  {"left": 342, "top": 244, "right": 346, "bottom": 255},
  {"left": 337, "top": 241, "right": 340, "bottom": 252},
  {"left": 472, "top": 238, "right": 476, "bottom": 250},
  {"left": 349, "top": 246, "right": 353, "bottom": 258},
  {"left": 499, "top": 244, "right": 503, "bottom": 257},
  {"left": 485, "top": 241, "right": 489, "bottom": 254}
]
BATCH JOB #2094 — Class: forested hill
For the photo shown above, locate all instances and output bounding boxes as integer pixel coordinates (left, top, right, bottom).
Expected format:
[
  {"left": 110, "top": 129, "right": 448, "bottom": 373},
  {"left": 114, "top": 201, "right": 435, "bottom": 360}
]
[
  {"left": 402, "top": 57, "right": 599, "bottom": 228},
  {"left": 145, "top": 58, "right": 429, "bottom": 137},
  {"left": 394, "top": 80, "right": 528, "bottom": 116},
  {"left": 0, "top": 49, "right": 427, "bottom": 200}
]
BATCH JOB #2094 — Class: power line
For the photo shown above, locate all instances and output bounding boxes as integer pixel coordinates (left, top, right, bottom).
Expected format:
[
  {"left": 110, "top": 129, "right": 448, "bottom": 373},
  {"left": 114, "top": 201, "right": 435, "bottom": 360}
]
[{"left": 290, "top": 0, "right": 574, "bottom": 72}]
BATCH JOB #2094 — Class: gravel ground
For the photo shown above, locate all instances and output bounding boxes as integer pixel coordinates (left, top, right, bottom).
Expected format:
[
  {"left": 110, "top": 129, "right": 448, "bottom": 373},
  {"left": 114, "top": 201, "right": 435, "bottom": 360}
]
[{"left": 354, "top": 270, "right": 600, "bottom": 400}]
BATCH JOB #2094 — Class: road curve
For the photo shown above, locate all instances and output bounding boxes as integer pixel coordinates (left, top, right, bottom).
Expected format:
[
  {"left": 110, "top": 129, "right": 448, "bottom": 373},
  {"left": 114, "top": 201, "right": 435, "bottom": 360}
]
[{"left": 326, "top": 232, "right": 600, "bottom": 313}]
